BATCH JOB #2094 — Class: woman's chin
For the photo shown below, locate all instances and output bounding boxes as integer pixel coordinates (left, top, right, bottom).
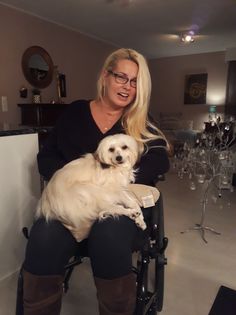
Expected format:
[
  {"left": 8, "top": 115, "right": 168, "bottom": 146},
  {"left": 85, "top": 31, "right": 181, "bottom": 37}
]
[{"left": 114, "top": 97, "right": 131, "bottom": 108}]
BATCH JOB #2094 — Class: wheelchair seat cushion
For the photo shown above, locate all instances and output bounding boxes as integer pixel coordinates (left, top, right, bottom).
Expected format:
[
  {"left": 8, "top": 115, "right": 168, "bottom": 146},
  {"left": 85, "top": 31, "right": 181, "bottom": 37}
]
[{"left": 127, "top": 184, "right": 160, "bottom": 208}]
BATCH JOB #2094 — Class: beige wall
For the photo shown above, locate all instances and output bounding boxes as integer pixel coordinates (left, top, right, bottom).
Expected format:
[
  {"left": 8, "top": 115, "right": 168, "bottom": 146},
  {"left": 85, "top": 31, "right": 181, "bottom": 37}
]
[
  {"left": 0, "top": 4, "right": 116, "bottom": 124},
  {"left": 149, "top": 52, "right": 228, "bottom": 130}
]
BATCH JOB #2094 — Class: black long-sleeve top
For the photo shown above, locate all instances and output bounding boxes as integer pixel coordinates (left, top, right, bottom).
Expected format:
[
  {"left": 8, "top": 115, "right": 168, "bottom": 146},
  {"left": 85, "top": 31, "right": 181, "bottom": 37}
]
[{"left": 37, "top": 100, "right": 170, "bottom": 185}]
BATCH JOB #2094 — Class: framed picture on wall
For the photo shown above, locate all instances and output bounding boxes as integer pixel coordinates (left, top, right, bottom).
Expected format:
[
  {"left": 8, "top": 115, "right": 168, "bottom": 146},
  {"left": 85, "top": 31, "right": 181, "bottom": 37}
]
[{"left": 184, "top": 73, "right": 208, "bottom": 104}]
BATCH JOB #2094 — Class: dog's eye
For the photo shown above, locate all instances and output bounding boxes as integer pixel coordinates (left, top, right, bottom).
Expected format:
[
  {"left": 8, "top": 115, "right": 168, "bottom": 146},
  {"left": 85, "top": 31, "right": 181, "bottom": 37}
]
[
  {"left": 122, "top": 145, "right": 128, "bottom": 150},
  {"left": 109, "top": 147, "right": 115, "bottom": 152}
]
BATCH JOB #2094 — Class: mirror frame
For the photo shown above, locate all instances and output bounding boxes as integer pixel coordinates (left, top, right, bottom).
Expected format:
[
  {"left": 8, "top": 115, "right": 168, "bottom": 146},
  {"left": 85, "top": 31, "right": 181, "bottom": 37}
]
[{"left": 22, "top": 46, "right": 54, "bottom": 89}]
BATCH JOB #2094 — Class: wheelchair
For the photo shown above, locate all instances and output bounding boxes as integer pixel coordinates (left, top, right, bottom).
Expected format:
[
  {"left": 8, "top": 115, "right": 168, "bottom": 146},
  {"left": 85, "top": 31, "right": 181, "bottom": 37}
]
[{"left": 16, "top": 193, "right": 168, "bottom": 315}]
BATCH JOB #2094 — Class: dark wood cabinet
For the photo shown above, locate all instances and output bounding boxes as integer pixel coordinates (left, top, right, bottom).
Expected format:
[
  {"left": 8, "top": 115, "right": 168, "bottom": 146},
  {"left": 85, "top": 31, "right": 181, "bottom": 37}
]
[{"left": 18, "top": 103, "right": 68, "bottom": 126}]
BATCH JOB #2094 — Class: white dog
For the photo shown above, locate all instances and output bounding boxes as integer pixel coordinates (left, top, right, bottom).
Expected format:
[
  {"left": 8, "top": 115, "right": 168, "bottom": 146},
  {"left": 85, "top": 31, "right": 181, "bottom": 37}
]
[{"left": 36, "top": 134, "right": 146, "bottom": 242}]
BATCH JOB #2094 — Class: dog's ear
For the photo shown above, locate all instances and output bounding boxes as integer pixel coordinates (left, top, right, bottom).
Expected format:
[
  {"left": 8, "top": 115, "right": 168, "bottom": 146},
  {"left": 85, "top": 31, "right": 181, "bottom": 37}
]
[
  {"left": 132, "top": 142, "right": 144, "bottom": 165},
  {"left": 128, "top": 149, "right": 138, "bottom": 168},
  {"left": 93, "top": 152, "right": 99, "bottom": 162},
  {"left": 138, "top": 142, "right": 145, "bottom": 156},
  {"left": 93, "top": 151, "right": 111, "bottom": 169},
  {"left": 130, "top": 140, "right": 141, "bottom": 166}
]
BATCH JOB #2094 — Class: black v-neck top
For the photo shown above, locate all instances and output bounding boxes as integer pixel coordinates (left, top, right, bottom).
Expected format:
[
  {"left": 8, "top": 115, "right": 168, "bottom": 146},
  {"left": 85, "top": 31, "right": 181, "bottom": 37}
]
[{"left": 37, "top": 100, "right": 169, "bottom": 185}]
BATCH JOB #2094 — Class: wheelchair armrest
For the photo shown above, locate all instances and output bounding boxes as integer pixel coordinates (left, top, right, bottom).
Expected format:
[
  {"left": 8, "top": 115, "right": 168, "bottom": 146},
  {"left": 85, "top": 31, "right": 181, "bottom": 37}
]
[{"left": 128, "top": 184, "right": 160, "bottom": 207}]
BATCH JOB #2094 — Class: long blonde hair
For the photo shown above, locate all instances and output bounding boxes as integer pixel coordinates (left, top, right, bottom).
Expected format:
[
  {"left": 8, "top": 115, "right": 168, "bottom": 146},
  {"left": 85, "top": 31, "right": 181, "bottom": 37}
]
[{"left": 96, "top": 48, "right": 168, "bottom": 152}]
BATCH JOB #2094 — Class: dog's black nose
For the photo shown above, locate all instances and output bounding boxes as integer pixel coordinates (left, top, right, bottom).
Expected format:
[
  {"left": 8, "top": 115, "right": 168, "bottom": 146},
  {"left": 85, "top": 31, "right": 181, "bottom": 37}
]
[{"left": 116, "top": 155, "right": 123, "bottom": 162}]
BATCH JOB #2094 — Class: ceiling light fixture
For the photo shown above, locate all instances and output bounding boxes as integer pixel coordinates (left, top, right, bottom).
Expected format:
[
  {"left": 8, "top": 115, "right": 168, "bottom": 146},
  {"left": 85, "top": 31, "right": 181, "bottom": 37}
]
[{"left": 181, "top": 31, "right": 195, "bottom": 43}]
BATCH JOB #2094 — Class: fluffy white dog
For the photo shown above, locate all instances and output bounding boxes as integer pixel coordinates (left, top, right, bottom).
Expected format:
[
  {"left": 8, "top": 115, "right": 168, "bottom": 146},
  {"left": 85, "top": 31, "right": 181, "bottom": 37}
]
[{"left": 36, "top": 134, "right": 146, "bottom": 242}]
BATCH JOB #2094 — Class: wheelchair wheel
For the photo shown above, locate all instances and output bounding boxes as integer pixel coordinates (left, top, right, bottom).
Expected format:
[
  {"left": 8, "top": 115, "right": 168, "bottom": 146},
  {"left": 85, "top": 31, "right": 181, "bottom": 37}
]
[
  {"left": 15, "top": 268, "right": 24, "bottom": 315},
  {"left": 149, "top": 194, "right": 168, "bottom": 313},
  {"left": 134, "top": 193, "right": 168, "bottom": 315},
  {"left": 152, "top": 253, "right": 165, "bottom": 313},
  {"left": 134, "top": 250, "right": 149, "bottom": 315}
]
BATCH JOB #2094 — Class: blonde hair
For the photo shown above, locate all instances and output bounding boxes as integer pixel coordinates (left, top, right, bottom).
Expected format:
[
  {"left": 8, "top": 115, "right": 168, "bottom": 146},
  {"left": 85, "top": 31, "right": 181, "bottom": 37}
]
[{"left": 96, "top": 48, "right": 168, "bottom": 152}]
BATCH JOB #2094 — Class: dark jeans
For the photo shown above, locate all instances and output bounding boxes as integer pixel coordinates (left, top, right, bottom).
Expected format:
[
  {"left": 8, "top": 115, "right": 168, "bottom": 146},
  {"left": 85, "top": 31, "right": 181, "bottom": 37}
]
[{"left": 23, "top": 210, "right": 150, "bottom": 279}]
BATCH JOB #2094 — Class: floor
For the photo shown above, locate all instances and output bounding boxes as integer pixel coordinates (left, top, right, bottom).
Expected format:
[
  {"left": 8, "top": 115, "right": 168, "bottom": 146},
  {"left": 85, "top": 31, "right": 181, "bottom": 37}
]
[{"left": 1, "top": 171, "right": 236, "bottom": 315}]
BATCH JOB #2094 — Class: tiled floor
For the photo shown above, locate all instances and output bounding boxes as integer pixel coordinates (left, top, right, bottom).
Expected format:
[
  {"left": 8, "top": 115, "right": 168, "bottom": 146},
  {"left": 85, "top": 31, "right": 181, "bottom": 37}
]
[{"left": 1, "top": 172, "right": 236, "bottom": 314}]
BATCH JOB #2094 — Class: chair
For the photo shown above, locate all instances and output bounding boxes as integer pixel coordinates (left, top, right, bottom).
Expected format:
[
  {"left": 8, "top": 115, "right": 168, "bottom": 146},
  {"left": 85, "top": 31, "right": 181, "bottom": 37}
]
[{"left": 16, "top": 194, "right": 168, "bottom": 315}]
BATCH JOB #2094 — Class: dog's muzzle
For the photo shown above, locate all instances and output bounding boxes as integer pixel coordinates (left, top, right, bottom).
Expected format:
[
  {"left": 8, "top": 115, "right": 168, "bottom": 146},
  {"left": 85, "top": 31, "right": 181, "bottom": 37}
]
[{"left": 115, "top": 155, "right": 123, "bottom": 164}]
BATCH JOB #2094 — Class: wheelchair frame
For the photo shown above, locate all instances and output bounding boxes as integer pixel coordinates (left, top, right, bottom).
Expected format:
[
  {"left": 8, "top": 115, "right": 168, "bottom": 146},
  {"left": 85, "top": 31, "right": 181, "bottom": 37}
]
[
  {"left": 16, "top": 194, "right": 168, "bottom": 315},
  {"left": 134, "top": 194, "right": 168, "bottom": 314}
]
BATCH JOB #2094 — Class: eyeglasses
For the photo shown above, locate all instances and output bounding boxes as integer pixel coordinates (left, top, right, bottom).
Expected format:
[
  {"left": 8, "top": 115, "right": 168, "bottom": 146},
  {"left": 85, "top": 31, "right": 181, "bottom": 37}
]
[{"left": 108, "top": 70, "right": 137, "bottom": 88}]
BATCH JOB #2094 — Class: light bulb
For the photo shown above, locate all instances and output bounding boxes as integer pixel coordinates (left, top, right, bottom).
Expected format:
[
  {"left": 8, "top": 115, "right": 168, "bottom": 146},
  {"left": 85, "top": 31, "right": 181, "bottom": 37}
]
[
  {"left": 197, "top": 174, "right": 205, "bottom": 184},
  {"left": 181, "top": 33, "right": 195, "bottom": 43},
  {"left": 190, "top": 181, "right": 196, "bottom": 190}
]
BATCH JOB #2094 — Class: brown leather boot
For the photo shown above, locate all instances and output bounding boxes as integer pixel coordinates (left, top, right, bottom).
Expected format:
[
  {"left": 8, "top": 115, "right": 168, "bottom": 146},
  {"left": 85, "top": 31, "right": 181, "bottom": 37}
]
[
  {"left": 23, "top": 269, "right": 64, "bottom": 315},
  {"left": 94, "top": 273, "right": 136, "bottom": 315}
]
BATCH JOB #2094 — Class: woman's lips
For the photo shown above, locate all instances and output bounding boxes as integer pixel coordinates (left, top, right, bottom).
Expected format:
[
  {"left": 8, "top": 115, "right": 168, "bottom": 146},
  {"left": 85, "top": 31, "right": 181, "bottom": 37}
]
[{"left": 117, "top": 92, "right": 129, "bottom": 99}]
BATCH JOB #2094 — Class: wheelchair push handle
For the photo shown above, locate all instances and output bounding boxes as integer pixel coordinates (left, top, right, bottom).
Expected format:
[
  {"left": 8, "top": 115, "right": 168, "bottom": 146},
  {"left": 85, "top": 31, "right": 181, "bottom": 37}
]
[{"left": 22, "top": 227, "right": 29, "bottom": 239}]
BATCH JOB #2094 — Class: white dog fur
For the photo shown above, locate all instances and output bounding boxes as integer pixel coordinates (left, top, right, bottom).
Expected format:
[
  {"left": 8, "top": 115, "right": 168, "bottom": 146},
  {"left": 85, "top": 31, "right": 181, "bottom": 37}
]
[{"left": 36, "top": 134, "right": 146, "bottom": 242}]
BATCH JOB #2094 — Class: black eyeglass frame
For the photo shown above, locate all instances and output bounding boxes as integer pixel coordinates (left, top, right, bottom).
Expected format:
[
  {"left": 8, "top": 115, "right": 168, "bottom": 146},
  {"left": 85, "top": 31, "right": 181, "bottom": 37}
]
[{"left": 107, "top": 70, "right": 137, "bottom": 88}]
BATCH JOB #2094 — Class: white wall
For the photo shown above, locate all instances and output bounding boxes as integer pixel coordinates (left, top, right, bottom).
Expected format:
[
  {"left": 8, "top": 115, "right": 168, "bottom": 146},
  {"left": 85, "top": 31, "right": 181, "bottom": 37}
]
[{"left": 0, "top": 133, "right": 41, "bottom": 280}]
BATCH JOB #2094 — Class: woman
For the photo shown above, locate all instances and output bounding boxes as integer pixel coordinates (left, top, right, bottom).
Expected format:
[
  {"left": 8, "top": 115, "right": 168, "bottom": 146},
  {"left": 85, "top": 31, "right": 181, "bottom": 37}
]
[{"left": 22, "top": 48, "right": 170, "bottom": 315}]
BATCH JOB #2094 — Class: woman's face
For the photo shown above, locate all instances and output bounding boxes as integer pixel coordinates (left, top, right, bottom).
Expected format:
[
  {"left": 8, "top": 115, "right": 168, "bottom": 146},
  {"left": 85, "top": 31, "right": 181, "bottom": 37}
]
[{"left": 103, "top": 59, "right": 138, "bottom": 110}]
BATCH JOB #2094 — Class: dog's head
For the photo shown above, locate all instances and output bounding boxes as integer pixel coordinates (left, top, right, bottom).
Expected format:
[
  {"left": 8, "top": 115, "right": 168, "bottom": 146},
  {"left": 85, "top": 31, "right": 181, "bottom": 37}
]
[{"left": 96, "top": 134, "right": 139, "bottom": 169}]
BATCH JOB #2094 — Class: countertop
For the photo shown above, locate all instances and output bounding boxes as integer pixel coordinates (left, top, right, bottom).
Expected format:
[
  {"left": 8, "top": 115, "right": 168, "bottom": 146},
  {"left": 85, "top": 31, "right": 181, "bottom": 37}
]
[{"left": 0, "top": 123, "right": 53, "bottom": 137}]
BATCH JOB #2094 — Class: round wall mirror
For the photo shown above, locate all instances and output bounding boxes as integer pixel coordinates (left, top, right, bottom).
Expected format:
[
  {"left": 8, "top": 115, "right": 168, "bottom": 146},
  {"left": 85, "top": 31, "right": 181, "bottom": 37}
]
[{"left": 22, "top": 46, "right": 54, "bottom": 89}]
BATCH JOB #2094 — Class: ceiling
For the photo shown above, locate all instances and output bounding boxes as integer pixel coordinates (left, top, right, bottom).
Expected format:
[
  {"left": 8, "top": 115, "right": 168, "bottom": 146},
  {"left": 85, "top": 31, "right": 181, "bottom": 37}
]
[{"left": 1, "top": 0, "right": 236, "bottom": 59}]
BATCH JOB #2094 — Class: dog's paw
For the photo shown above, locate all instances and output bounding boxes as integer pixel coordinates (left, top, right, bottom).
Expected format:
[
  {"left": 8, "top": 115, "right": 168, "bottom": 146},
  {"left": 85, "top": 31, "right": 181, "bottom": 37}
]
[
  {"left": 135, "top": 217, "right": 147, "bottom": 230},
  {"left": 129, "top": 208, "right": 142, "bottom": 219},
  {"left": 98, "top": 211, "right": 110, "bottom": 220}
]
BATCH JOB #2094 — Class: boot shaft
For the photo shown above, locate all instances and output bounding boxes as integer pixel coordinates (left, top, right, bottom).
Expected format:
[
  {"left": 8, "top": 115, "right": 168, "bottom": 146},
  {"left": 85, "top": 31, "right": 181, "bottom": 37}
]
[
  {"left": 23, "top": 270, "right": 63, "bottom": 315},
  {"left": 94, "top": 273, "right": 136, "bottom": 315}
]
